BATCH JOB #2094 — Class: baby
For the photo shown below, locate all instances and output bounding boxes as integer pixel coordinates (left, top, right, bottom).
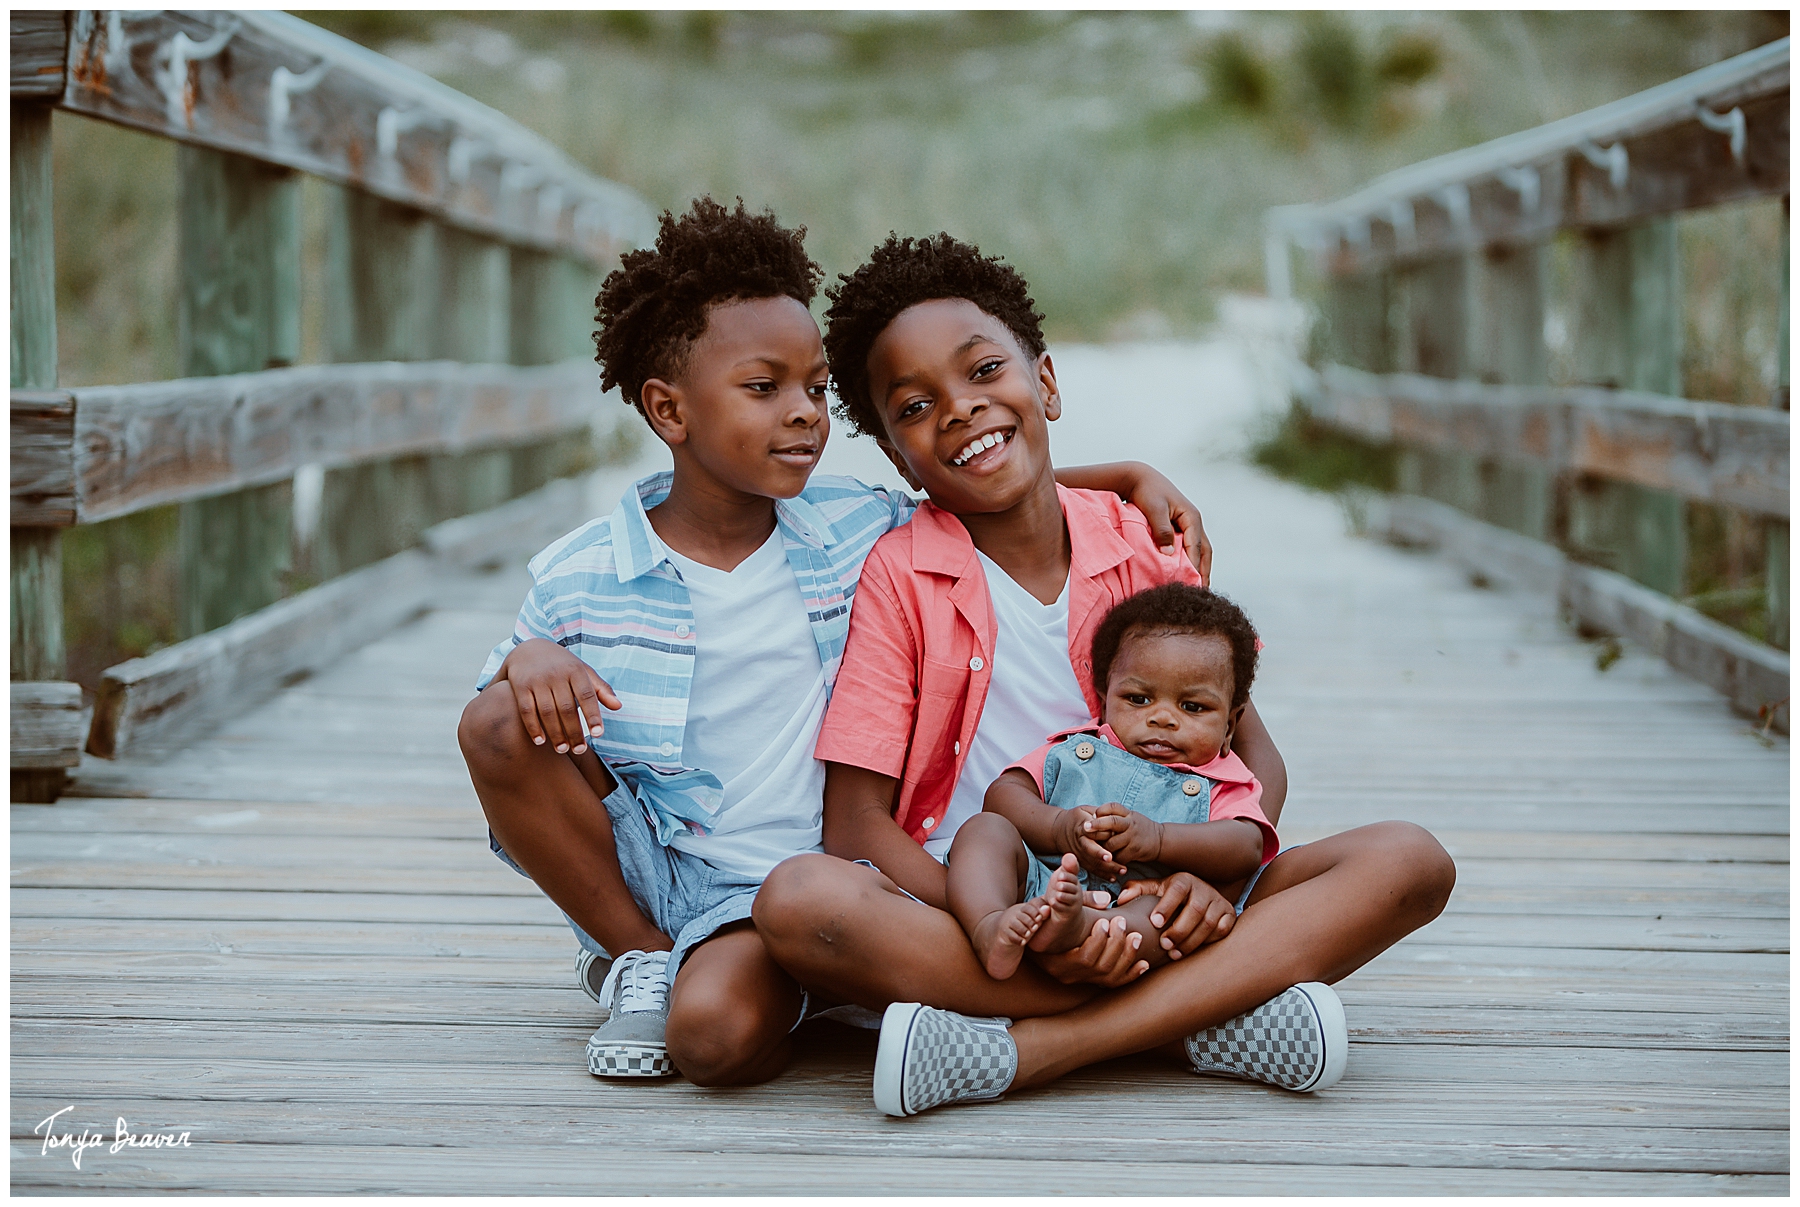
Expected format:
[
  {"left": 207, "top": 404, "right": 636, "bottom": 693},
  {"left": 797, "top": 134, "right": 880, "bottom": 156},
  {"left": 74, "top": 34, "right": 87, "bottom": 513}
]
[{"left": 944, "top": 583, "right": 1280, "bottom": 979}]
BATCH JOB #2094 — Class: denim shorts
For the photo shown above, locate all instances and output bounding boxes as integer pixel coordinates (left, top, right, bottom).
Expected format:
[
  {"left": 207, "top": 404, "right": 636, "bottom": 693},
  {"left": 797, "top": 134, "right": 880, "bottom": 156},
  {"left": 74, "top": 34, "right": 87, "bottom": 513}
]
[{"left": 490, "top": 776, "right": 761, "bottom": 978}]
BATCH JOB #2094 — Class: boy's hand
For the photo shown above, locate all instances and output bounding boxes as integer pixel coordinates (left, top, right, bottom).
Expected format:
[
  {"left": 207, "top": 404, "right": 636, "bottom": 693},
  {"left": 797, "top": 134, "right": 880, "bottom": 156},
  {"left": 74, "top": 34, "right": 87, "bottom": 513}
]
[
  {"left": 1053, "top": 806, "right": 1125, "bottom": 880},
  {"left": 1083, "top": 801, "right": 1163, "bottom": 867},
  {"left": 494, "top": 638, "right": 621, "bottom": 756},
  {"left": 1123, "top": 466, "right": 1211, "bottom": 584},
  {"left": 1117, "top": 873, "right": 1234, "bottom": 959},
  {"left": 1035, "top": 913, "right": 1151, "bottom": 987}
]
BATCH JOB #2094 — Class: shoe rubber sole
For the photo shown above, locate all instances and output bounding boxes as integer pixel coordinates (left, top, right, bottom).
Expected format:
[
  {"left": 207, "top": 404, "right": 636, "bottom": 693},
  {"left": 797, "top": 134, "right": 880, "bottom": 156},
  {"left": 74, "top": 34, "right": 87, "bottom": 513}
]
[
  {"left": 1290, "top": 982, "right": 1348, "bottom": 1093},
  {"left": 587, "top": 1041, "right": 675, "bottom": 1078},
  {"left": 575, "top": 949, "right": 613, "bottom": 1007},
  {"left": 873, "top": 1002, "right": 927, "bottom": 1116}
]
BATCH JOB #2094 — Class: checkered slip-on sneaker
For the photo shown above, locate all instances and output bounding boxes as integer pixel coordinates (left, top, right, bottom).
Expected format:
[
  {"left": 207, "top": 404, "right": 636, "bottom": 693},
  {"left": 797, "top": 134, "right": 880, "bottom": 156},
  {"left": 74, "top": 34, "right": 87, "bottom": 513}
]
[
  {"left": 874, "top": 1002, "right": 1017, "bottom": 1117},
  {"left": 586, "top": 949, "right": 676, "bottom": 1078},
  {"left": 575, "top": 949, "right": 613, "bottom": 1008},
  {"left": 1183, "top": 981, "right": 1347, "bottom": 1093}
]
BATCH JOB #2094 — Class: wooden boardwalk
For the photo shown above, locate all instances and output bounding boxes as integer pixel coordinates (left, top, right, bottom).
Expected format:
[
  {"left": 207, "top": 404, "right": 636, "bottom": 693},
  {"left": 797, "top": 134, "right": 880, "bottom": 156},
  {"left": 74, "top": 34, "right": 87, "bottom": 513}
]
[{"left": 11, "top": 345, "right": 1788, "bottom": 1194}]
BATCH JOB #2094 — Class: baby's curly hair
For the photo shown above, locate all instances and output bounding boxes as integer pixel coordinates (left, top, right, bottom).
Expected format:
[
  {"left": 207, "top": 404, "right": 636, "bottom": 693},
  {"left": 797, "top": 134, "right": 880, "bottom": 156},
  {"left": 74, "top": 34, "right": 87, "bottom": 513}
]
[
  {"left": 593, "top": 197, "right": 822, "bottom": 419},
  {"left": 821, "top": 233, "right": 1047, "bottom": 438},
  {"left": 1090, "top": 585, "right": 1260, "bottom": 713}
]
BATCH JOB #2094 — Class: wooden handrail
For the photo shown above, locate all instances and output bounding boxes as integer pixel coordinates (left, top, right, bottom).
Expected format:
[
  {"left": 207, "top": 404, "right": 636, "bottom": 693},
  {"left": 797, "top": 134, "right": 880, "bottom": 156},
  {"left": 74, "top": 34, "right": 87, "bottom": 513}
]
[
  {"left": 1306, "top": 365, "right": 1790, "bottom": 518},
  {"left": 14, "top": 11, "right": 655, "bottom": 264},
  {"left": 1268, "top": 38, "right": 1788, "bottom": 271},
  {"left": 11, "top": 359, "right": 612, "bottom": 527}
]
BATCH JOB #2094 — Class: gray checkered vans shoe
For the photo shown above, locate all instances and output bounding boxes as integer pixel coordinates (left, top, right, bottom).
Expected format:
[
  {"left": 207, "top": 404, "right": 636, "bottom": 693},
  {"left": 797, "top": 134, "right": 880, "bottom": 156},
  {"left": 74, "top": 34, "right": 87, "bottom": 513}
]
[
  {"left": 1184, "top": 981, "right": 1347, "bottom": 1092},
  {"left": 586, "top": 949, "right": 676, "bottom": 1078},
  {"left": 575, "top": 949, "right": 613, "bottom": 1006},
  {"left": 874, "top": 1002, "right": 1017, "bottom": 1116}
]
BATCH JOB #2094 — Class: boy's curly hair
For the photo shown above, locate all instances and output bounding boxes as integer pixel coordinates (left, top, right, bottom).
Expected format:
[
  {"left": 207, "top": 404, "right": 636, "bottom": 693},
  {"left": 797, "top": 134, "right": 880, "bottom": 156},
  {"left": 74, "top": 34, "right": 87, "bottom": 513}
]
[
  {"left": 1090, "top": 585, "right": 1260, "bottom": 713},
  {"left": 821, "top": 233, "right": 1047, "bottom": 438},
  {"left": 593, "top": 197, "right": 822, "bottom": 419}
]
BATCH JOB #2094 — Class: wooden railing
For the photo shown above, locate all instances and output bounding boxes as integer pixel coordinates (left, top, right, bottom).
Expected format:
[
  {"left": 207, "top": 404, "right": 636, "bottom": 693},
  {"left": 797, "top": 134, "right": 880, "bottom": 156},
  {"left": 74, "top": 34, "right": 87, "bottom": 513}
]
[
  {"left": 10, "top": 11, "right": 656, "bottom": 800},
  {"left": 1265, "top": 38, "right": 1789, "bottom": 729}
]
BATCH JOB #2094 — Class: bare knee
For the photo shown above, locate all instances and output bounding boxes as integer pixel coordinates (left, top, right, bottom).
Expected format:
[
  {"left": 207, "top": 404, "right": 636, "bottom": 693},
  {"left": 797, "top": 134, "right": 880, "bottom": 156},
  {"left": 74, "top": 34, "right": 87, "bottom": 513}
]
[
  {"left": 666, "top": 987, "right": 786, "bottom": 1087},
  {"left": 753, "top": 854, "right": 873, "bottom": 961},
  {"left": 457, "top": 682, "right": 535, "bottom": 776},
  {"left": 1372, "top": 820, "right": 1455, "bottom": 920}
]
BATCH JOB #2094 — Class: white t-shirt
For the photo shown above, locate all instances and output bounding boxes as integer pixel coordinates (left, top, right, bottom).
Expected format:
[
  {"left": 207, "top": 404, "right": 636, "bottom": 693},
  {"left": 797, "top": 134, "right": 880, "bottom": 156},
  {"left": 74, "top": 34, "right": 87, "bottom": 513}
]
[
  {"left": 663, "top": 529, "right": 828, "bottom": 880},
  {"left": 924, "top": 550, "right": 1093, "bottom": 859}
]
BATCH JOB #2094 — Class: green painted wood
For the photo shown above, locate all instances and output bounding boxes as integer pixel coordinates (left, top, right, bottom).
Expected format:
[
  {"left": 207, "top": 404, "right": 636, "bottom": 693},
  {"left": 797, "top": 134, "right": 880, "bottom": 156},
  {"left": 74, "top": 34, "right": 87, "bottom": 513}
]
[
  {"left": 316, "top": 188, "right": 443, "bottom": 584},
  {"left": 175, "top": 147, "right": 303, "bottom": 639},
  {"left": 1567, "top": 220, "right": 1687, "bottom": 596},
  {"left": 12, "top": 100, "right": 65, "bottom": 802},
  {"left": 435, "top": 227, "right": 510, "bottom": 364},
  {"left": 509, "top": 251, "right": 594, "bottom": 366},
  {"left": 1767, "top": 520, "right": 1788, "bottom": 653},
  {"left": 1322, "top": 269, "right": 1390, "bottom": 373},
  {"left": 1469, "top": 243, "right": 1552, "bottom": 541},
  {"left": 326, "top": 186, "right": 440, "bottom": 363}
]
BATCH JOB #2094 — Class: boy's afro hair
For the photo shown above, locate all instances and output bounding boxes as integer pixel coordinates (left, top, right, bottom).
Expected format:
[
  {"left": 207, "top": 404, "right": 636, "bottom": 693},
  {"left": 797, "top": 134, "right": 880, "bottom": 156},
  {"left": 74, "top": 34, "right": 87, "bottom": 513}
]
[
  {"left": 821, "top": 233, "right": 1047, "bottom": 438},
  {"left": 1089, "top": 584, "right": 1260, "bottom": 713},
  {"left": 592, "top": 196, "right": 822, "bottom": 417}
]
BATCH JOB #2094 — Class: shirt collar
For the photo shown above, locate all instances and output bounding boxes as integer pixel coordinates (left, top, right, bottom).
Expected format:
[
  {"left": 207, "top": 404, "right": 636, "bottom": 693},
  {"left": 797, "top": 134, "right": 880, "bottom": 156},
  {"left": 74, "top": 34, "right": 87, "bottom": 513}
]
[
  {"left": 909, "top": 484, "right": 1135, "bottom": 580},
  {"left": 611, "top": 471, "right": 831, "bottom": 583}
]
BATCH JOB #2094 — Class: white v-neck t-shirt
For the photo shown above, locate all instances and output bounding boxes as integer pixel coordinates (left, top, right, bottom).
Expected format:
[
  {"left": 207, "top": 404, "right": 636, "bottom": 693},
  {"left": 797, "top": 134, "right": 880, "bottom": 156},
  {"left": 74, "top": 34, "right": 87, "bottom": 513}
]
[
  {"left": 662, "top": 528, "right": 829, "bottom": 880},
  {"left": 924, "top": 550, "right": 1093, "bottom": 859}
]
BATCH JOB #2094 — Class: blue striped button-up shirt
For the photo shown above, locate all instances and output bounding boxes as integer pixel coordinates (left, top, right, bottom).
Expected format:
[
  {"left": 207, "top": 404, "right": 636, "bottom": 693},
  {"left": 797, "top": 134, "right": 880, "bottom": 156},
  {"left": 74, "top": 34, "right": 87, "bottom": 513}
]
[{"left": 477, "top": 471, "right": 914, "bottom": 842}]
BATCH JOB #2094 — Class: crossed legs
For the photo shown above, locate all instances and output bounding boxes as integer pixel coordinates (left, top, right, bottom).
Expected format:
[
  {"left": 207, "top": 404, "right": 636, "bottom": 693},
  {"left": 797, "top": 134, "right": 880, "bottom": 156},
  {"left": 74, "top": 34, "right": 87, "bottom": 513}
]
[
  {"left": 459, "top": 682, "right": 798, "bottom": 1086},
  {"left": 755, "top": 821, "right": 1454, "bottom": 1089}
]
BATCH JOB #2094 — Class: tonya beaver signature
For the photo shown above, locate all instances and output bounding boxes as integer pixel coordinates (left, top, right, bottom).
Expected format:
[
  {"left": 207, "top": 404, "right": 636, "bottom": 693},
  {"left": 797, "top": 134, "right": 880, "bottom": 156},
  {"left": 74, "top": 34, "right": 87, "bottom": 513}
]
[{"left": 34, "top": 1106, "right": 192, "bottom": 1170}]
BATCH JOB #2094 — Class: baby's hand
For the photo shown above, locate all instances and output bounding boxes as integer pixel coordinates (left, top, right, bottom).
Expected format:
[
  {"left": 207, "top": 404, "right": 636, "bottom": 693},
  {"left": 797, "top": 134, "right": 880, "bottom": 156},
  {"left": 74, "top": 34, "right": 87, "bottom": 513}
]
[
  {"left": 1082, "top": 801, "right": 1162, "bottom": 872},
  {"left": 1053, "top": 806, "right": 1124, "bottom": 880},
  {"left": 496, "top": 638, "right": 621, "bottom": 756},
  {"left": 1117, "top": 873, "right": 1234, "bottom": 959}
]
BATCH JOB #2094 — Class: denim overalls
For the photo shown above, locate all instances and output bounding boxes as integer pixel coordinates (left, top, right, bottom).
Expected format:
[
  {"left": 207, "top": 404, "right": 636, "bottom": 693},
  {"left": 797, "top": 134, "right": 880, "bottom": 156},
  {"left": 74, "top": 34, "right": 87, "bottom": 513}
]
[{"left": 1020, "top": 731, "right": 1219, "bottom": 903}]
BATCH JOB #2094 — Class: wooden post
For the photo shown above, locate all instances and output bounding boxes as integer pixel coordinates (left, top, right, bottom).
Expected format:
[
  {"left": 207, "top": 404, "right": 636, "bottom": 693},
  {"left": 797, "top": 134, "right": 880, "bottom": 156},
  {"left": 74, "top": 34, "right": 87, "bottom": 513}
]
[
  {"left": 1771, "top": 199, "right": 1789, "bottom": 651},
  {"left": 317, "top": 187, "right": 444, "bottom": 580},
  {"left": 176, "top": 147, "right": 302, "bottom": 638},
  {"left": 1399, "top": 254, "right": 1479, "bottom": 515},
  {"left": 12, "top": 100, "right": 68, "bottom": 801},
  {"left": 435, "top": 227, "right": 513, "bottom": 524},
  {"left": 1471, "top": 242, "right": 1552, "bottom": 541},
  {"left": 1568, "top": 219, "right": 1686, "bottom": 596}
]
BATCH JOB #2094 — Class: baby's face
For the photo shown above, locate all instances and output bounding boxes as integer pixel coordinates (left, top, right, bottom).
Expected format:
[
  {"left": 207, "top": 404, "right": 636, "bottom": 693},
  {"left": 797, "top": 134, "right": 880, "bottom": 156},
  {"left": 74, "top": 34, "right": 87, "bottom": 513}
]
[{"left": 1101, "top": 629, "right": 1239, "bottom": 766}]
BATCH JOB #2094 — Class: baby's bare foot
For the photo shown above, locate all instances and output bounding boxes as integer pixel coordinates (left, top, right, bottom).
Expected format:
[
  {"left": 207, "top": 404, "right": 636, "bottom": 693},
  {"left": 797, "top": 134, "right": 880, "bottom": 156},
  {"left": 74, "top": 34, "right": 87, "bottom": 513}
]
[
  {"left": 1027, "top": 854, "right": 1096, "bottom": 955},
  {"left": 971, "top": 900, "right": 1050, "bottom": 980}
]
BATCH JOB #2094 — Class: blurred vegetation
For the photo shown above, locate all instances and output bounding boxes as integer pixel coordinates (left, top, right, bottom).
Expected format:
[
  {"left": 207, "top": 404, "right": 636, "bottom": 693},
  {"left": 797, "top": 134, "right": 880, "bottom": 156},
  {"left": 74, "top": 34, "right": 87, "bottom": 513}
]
[
  {"left": 1248, "top": 401, "right": 1397, "bottom": 495},
  {"left": 50, "top": 10, "right": 1786, "bottom": 387}
]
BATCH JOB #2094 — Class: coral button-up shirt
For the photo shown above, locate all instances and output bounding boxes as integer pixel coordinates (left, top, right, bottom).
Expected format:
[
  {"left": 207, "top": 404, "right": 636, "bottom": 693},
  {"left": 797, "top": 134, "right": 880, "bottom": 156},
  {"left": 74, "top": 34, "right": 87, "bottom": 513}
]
[{"left": 813, "top": 485, "right": 1200, "bottom": 845}]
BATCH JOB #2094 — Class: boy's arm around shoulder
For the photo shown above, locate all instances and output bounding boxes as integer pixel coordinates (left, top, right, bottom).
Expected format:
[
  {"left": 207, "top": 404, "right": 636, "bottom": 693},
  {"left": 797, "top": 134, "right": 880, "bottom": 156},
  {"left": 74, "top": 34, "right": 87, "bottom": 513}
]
[{"left": 1056, "top": 462, "right": 1211, "bottom": 580}]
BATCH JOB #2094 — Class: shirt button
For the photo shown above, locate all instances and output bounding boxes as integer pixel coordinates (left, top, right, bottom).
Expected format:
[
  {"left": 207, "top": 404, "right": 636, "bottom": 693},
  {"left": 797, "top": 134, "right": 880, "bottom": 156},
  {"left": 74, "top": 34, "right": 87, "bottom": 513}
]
[
  {"left": 921, "top": 817, "right": 936, "bottom": 830},
  {"left": 969, "top": 656, "right": 984, "bottom": 671},
  {"left": 953, "top": 741, "right": 960, "bottom": 755},
  {"left": 660, "top": 742, "right": 675, "bottom": 758},
  {"left": 676, "top": 624, "right": 690, "bottom": 637},
  {"left": 1074, "top": 741, "right": 1096, "bottom": 761},
  {"left": 1183, "top": 778, "right": 1204, "bottom": 796}
]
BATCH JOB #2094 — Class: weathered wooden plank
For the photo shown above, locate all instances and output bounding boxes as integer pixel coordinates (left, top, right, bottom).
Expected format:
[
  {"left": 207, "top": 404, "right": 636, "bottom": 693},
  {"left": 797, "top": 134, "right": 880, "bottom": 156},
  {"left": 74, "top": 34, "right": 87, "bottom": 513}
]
[
  {"left": 55, "top": 11, "right": 652, "bottom": 265},
  {"left": 7, "top": 1141, "right": 1785, "bottom": 1197},
  {"left": 1362, "top": 491, "right": 1789, "bottom": 730},
  {"left": 47, "top": 359, "right": 606, "bottom": 526},
  {"left": 10, "top": 681, "right": 83, "bottom": 771},
  {"left": 1273, "top": 42, "right": 1788, "bottom": 269},
  {"left": 1313, "top": 364, "right": 1789, "bottom": 517},
  {"left": 10, "top": 389, "right": 74, "bottom": 525},
  {"left": 10, "top": 12, "right": 67, "bottom": 97},
  {"left": 82, "top": 471, "right": 600, "bottom": 759}
]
